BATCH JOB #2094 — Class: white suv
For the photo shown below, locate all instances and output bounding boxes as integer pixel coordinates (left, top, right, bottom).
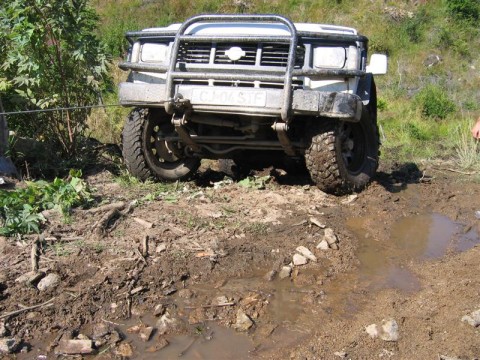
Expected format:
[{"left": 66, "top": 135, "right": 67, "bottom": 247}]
[{"left": 119, "top": 14, "right": 387, "bottom": 194}]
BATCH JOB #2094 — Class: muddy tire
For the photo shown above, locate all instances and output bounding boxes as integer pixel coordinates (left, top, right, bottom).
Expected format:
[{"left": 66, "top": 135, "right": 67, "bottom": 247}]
[
  {"left": 122, "top": 108, "right": 200, "bottom": 181},
  {"left": 305, "top": 107, "right": 379, "bottom": 195}
]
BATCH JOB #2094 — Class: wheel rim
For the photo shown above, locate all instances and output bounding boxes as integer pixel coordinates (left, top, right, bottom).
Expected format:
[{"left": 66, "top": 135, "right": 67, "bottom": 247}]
[
  {"left": 339, "top": 122, "right": 366, "bottom": 174},
  {"left": 143, "top": 113, "right": 186, "bottom": 169}
]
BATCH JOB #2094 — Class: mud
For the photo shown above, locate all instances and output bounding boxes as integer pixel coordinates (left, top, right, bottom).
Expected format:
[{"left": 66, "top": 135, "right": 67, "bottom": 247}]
[{"left": 0, "top": 161, "right": 479, "bottom": 359}]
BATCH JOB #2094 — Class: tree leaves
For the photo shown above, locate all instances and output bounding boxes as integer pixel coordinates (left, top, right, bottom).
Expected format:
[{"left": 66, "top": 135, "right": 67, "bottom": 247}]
[{"left": 0, "top": 0, "right": 111, "bottom": 156}]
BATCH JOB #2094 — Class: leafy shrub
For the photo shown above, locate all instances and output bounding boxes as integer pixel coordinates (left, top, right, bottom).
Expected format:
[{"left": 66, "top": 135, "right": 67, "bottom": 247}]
[
  {"left": 414, "top": 85, "right": 456, "bottom": 120},
  {"left": 0, "top": 170, "right": 92, "bottom": 236},
  {"left": 446, "top": 0, "right": 480, "bottom": 21}
]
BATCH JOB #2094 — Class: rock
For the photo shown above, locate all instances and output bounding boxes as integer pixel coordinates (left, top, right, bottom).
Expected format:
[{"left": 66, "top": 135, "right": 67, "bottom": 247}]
[
  {"left": 162, "top": 286, "right": 177, "bottom": 296},
  {"left": 365, "top": 324, "right": 379, "bottom": 338},
  {"left": 461, "top": 309, "right": 480, "bottom": 327},
  {"left": 154, "top": 304, "right": 166, "bottom": 317},
  {"left": 156, "top": 312, "right": 178, "bottom": 335},
  {"left": 330, "top": 243, "right": 339, "bottom": 250},
  {"left": 127, "top": 325, "right": 142, "bottom": 334},
  {"left": 178, "top": 289, "right": 194, "bottom": 299},
  {"left": 295, "top": 246, "right": 317, "bottom": 262},
  {"left": 309, "top": 217, "right": 326, "bottom": 228},
  {"left": 279, "top": 266, "right": 292, "bottom": 279},
  {"left": 146, "top": 337, "right": 169, "bottom": 352},
  {"left": 293, "top": 254, "right": 308, "bottom": 266},
  {"left": 316, "top": 240, "right": 330, "bottom": 250},
  {"left": 423, "top": 54, "right": 441, "bottom": 68},
  {"left": 0, "top": 338, "right": 19, "bottom": 354},
  {"left": 334, "top": 350, "right": 347, "bottom": 358},
  {"left": 475, "top": 210, "right": 480, "bottom": 219},
  {"left": 109, "top": 330, "right": 122, "bottom": 344},
  {"left": 341, "top": 194, "right": 358, "bottom": 205},
  {"left": 439, "top": 356, "right": 462, "bottom": 360},
  {"left": 264, "top": 270, "right": 277, "bottom": 282},
  {"left": 216, "top": 295, "right": 230, "bottom": 305},
  {"left": 37, "top": 273, "right": 60, "bottom": 291},
  {"left": 323, "top": 228, "right": 338, "bottom": 245},
  {"left": 0, "top": 322, "right": 9, "bottom": 337},
  {"left": 54, "top": 339, "right": 93, "bottom": 355},
  {"left": 15, "top": 271, "right": 45, "bottom": 284},
  {"left": 380, "top": 319, "right": 399, "bottom": 341},
  {"left": 156, "top": 244, "right": 167, "bottom": 253},
  {"left": 115, "top": 342, "right": 133, "bottom": 357},
  {"left": 234, "top": 309, "right": 253, "bottom": 332},
  {"left": 139, "top": 326, "right": 154, "bottom": 342},
  {"left": 92, "top": 323, "right": 110, "bottom": 340}
]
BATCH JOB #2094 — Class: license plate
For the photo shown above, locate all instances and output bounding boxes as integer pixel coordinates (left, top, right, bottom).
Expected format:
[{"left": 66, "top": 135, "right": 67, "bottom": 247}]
[{"left": 191, "top": 88, "right": 267, "bottom": 107}]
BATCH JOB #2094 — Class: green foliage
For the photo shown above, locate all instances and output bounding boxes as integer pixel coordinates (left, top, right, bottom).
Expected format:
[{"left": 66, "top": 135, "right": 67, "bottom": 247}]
[
  {"left": 0, "top": 170, "right": 92, "bottom": 236},
  {"left": 414, "top": 85, "right": 456, "bottom": 120},
  {"left": 0, "top": 0, "right": 112, "bottom": 157},
  {"left": 446, "top": 0, "right": 480, "bottom": 21}
]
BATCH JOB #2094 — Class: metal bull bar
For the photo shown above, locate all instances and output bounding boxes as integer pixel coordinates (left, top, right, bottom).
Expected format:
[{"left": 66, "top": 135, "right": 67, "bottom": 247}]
[{"left": 163, "top": 14, "right": 299, "bottom": 122}]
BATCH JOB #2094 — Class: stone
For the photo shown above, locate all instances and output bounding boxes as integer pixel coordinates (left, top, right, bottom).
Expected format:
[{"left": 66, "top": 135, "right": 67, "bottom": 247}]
[
  {"left": 334, "top": 351, "right": 347, "bottom": 358},
  {"left": 380, "top": 319, "right": 399, "bottom": 341},
  {"left": 178, "top": 289, "right": 194, "bottom": 299},
  {"left": 475, "top": 210, "right": 480, "bottom": 220},
  {"left": 0, "top": 338, "right": 19, "bottom": 354},
  {"left": 264, "top": 270, "right": 277, "bottom": 281},
  {"left": 92, "top": 323, "right": 110, "bottom": 339},
  {"left": 293, "top": 254, "right": 308, "bottom": 266},
  {"left": 234, "top": 309, "right": 253, "bottom": 332},
  {"left": 316, "top": 240, "right": 330, "bottom": 250},
  {"left": 330, "top": 243, "right": 339, "bottom": 250},
  {"left": 54, "top": 340, "right": 93, "bottom": 355},
  {"left": 156, "top": 312, "right": 178, "bottom": 335},
  {"left": 156, "top": 244, "right": 167, "bottom": 253},
  {"left": 216, "top": 296, "right": 230, "bottom": 305},
  {"left": 37, "top": 273, "right": 60, "bottom": 291},
  {"left": 461, "top": 309, "right": 480, "bottom": 327},
  {"left": 295, "top": 246, "right": 317, "bottom": 262},
  {"left": 15, "top": 271, "right": 45, "bottom": 284},
  {"left": 115, "top": 342, "right": 133, "bottom": 357},
  {"left": 139, "top": 326, "right": 154, "bottom": 342},
  {"left": 162, "top": 286, "right": 177, "bottom": 296},
  {"left": 146, "top": 337, "right": 169, "bottom": 352},
  {"left": 341, "top": 194, "right": 358, "bottom": 205},
  {"left": 0, "top": 322, "right": 9, "bottom": 337},
  {"left": 279, "top": 266, "right": 292, "bottom": 279},
  {"left": 154, "top": 304, "right": 166, "bottom": 317},
  {"left": 323, "top": 228, "right": 338, "bottom": 245},
  {"left": 365, "top": 324, "right": 379, "bottom": 338}
]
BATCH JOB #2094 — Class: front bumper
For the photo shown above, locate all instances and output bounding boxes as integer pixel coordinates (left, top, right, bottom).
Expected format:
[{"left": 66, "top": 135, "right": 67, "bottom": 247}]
[{"left": 119, "top": 82, "right": 363, "bottom": 122}]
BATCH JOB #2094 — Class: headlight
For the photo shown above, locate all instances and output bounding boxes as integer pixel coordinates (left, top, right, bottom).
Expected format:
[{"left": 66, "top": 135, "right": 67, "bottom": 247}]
[
  {"left": 140, "top": 43, "right": 169, "bottom": 63},
  {"left": 313, "top": 46, "right": 347, "bottom": 69}
]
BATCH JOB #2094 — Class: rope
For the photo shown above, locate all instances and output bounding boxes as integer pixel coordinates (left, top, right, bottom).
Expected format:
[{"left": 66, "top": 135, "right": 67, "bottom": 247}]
[{"left": 0, "top": 104, "right": 123, "bottom": 116}]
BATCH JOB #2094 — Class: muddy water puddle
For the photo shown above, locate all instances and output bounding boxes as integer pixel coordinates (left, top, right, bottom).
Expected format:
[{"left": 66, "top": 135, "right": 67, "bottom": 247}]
[{"left": 348, "top": 212, "right": 479, "bottom": 291}]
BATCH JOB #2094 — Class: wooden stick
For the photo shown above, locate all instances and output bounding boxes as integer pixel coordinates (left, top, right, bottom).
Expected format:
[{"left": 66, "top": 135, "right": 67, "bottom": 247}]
[
  {"left": 141, "top": 235, "right": 149, "bottom": 257},
  {"left": 134, "top": 217, "right": 153, "bottom": 229},
  {"left": 0, "top": 297, "right": 55, "bottom": 319},
  {"left": 183, "top": 302, "right": 235, "bottom": 310},
  {"left": 87, "top": 201, "right": 126, "bottom": 214},
  {"left": 31, "top": 236, "right": 40, "bottom": 272}
]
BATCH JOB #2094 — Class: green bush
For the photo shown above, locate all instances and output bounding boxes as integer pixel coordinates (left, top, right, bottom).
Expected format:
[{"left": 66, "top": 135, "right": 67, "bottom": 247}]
[
  {"left": 446, "top": 0, "right": 480, "bottom": 21},
  {"left": 414, "top": 85, "right": 456, "bottom": 120}
]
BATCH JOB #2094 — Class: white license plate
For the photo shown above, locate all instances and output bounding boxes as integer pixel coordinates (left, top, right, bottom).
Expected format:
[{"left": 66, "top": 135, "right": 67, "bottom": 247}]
[{"left": 191, "top": 88, "right": 267, "bottom": 107}]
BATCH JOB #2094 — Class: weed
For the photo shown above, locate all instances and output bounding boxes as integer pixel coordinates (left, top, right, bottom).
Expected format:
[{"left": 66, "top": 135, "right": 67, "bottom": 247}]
[
  {"left": 0, "top": 170, "right": 93, "bottom": 236},
  {"left": 245, "top": 222, "right": 269, "bottom": 236},
  {"left": 454, "top": 120, "right": 480, "bottom": 170},
  {"left": 414, "top": 85, "right": 456, "bottom": 120}
]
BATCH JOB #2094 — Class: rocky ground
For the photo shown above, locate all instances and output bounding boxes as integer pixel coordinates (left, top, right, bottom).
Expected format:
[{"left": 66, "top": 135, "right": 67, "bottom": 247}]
[{"left": 0, "top": 160, "right": 479, "bottom": 360}]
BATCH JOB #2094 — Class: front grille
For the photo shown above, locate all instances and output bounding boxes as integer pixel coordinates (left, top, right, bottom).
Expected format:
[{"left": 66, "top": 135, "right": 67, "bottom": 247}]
[{"left": 177, "top": 41, "right": 305, "bottom": 68}]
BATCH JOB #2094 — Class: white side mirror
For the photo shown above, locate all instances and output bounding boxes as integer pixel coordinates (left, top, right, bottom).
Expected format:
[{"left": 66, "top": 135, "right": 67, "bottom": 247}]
[{"left": 366, "top": 54, "right": 388, "bottom": 75}]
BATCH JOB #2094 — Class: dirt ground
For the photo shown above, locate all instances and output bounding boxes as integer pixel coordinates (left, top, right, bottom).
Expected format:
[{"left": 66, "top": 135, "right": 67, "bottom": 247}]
[{"left": 0, "top": 160, "right": 479, "bottom": 360}]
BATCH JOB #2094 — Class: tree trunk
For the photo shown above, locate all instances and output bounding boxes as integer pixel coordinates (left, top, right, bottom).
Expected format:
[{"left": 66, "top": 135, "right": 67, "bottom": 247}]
[{"left": 0, "top": 97, "right": 18, "bottom": 177}]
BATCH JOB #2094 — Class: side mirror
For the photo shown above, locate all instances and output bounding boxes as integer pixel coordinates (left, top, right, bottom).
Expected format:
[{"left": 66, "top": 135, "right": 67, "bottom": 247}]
[{"left": 366, "top": 54, "right": 388, "bottom": 75}]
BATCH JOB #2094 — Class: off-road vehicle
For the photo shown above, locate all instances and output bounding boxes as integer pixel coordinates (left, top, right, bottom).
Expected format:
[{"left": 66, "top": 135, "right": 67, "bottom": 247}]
[{"left": 118, "top": 14, "right": 387, "bottom": 194}]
